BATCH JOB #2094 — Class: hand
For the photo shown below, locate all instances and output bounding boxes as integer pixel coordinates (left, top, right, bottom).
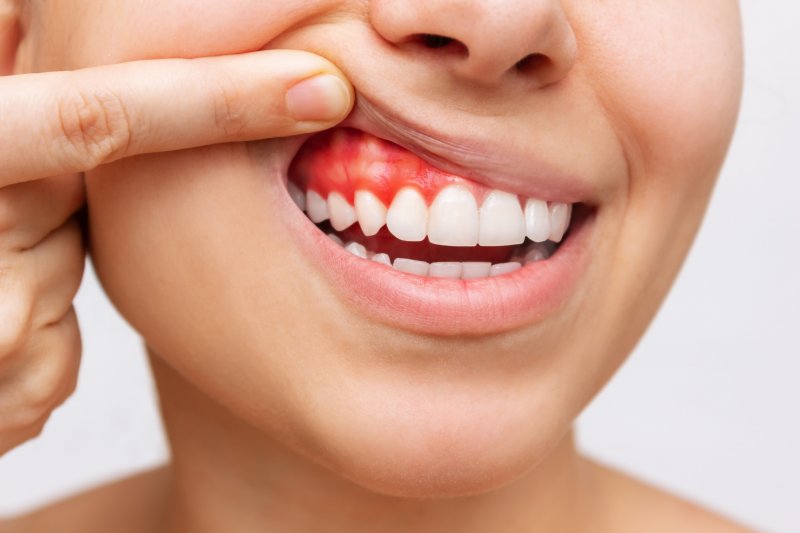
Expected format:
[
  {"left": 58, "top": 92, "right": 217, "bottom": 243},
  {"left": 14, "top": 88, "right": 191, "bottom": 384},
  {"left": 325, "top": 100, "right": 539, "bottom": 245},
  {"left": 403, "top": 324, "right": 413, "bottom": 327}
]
[{"left": 0, "top": 50, "right": 354, "bottom": 455}]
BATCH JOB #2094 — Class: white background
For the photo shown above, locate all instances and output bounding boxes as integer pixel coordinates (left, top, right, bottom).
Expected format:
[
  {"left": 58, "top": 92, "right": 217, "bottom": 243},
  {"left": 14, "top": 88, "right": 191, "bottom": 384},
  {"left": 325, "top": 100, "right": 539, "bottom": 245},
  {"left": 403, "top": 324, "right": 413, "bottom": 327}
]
[{"left": 1, "top": 2, "right": 798, "bottom": 531}]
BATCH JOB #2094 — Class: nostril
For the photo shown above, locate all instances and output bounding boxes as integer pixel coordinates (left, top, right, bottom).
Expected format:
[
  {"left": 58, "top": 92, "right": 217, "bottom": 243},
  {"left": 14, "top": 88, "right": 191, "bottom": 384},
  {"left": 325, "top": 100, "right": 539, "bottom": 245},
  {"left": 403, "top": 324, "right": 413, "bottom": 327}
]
[
  {"left": 515, "top": 53, "right": 549, "bottom": 74},
  {"left": 420, "top": 33, "right": 454, "bottom": 49},
  {"left": 410, "top": 33, "right": 469, "bottom": 56}
]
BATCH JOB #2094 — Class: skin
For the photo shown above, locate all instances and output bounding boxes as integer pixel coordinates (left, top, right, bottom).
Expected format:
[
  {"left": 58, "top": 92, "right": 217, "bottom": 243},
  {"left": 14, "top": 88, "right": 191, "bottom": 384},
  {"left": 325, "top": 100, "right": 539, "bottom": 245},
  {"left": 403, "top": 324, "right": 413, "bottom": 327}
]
[{"left": 2, "top": 0, "right": 753, "bottom": 531}]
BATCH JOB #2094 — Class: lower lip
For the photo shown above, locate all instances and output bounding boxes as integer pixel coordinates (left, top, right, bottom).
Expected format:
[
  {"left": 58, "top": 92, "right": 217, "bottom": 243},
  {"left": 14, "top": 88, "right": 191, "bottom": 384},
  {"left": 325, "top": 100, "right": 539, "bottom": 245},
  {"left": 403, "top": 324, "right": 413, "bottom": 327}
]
[{"left": 277, "top": 180, "right": 595, "bottom": 337}]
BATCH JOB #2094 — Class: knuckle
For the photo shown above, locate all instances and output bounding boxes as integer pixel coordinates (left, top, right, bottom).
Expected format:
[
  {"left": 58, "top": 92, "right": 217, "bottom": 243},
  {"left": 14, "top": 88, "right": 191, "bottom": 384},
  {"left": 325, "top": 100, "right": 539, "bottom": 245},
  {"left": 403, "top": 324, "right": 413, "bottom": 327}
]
[
  {"left": 211, "top": 74, "right": 248, "bottom": 137},
  {"left": 54, "top": 84, "right": 134, "bottom": 170},
  {"left": 17, "top": 341, "right": 79, "bottom": 416},
  {"left": 0, "top": 273, "right": 34, "bottom": 355}
]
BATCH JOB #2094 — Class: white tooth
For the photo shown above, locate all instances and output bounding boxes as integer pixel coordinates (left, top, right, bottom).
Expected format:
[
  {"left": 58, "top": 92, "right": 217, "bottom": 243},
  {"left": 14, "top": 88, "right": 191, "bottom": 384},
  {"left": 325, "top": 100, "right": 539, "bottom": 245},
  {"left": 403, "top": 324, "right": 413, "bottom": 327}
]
[
  {"left": 328, "top": 192, "right": 357, "bottom": 231},
  {"left": 525, "top": 198, "right": 551, "bottom": 243},
  {"left": 344, "top": 241, "right": 367, "bottom": 258},
  {"left": 548, "top": 203, "right": 572, "bottom": 243},
  {"left": 288, "top": 181, "right": 306, "bottom": 211},
  {"left": 490, "top": 262, "right": 522, "bottom": 277},
  {"left": 306, "top": 190, "right": 329, "bottom": 223},
  {"left": 461, "top": 262, "right": 492, "bottom": 279},
  {"left": 393, "top": 258, "right": 430, "bottom": 276},
  {"left": 354, "top": 190, "right": 387, "bottom": 237},
  {"left": 327, "top": 233, "right": 344, "bottom": 246},
  {"left": 371, "top": 253, "right": 392, "bottom": 266},
  {"left": 386, "top": 187, "right": 428, "bottom": 242},
  {"left": 429, "top": 262, "right": 463, "bottom": 279},
  {"left": 478, "top": 190, "right": 527, "bottom": 246},
  {"left": 428, "top": 185, "right": 479, "bottom": 246},
  {"left": 523, "top": 244, "right": 550, "bottom": 263}
]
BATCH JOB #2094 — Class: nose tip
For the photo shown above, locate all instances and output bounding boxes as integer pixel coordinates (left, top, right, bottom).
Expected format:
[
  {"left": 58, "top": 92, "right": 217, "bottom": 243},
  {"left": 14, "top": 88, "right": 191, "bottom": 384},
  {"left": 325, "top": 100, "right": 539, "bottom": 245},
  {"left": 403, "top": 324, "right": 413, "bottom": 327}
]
[{"left": 369, "top": 0, "right": 578, "bottom": 88}]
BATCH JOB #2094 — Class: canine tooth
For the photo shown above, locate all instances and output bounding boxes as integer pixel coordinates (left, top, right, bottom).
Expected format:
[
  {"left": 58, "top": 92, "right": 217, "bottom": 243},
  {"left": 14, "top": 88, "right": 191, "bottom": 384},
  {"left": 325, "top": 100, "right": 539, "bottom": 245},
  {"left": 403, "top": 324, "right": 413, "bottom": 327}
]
[
  {"left": 429, "top": 262, "right": 463, "bottom": 279},
  {"left": 386, "top": 187, "right": 427, "bottom": 242},
  {"left": 328, "top": 192, "right": 357, "bottom": 231},
  {"left": 288, "top": 181, "right": 305, "bottom": 211},
  {"left": 393, "top": 258, "right": 430, "bottom": 276},
  {"left": 355, "top": 190, "right": 387, "bottom": 237},
  {"left": 478, "top": 191, "right": 526, "bottom": 246},
  {"left": 306, "top": 190, "right": 329, "bottom": 223},
  {"left": 428, "top": 185, "right": 479, "bottom": 246},
  {"left": 525, "top": 198, "right": 551, "bottom": 243},
  {"left": 371, "top": 253, "right": 392, "bottom": 266},
  {"left": 549, "top": 203, "right": 572, "bottom": 242},
  {"left": 344, "top": 241, "right": 367, "bottom": 258},
  {"left": 490, "top": 262, "right": 522, "bottom": 277},
  {"left": 327, "top": 233, "right": 344, "bottom": 246},
  {"left": 461, "top": 262, "right": 492, "bottom": 279}
]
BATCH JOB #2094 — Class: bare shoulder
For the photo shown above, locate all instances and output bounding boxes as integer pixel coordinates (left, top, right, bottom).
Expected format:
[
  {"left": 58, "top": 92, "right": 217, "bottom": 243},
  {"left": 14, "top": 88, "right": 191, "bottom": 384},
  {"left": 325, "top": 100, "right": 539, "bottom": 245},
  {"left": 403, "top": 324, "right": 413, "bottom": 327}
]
[
  {"left": 586, "top": 458, "right": 760, "bottom": 533},
  {"left": 2, "top": 466, "right": 170, "bottom": 533}
]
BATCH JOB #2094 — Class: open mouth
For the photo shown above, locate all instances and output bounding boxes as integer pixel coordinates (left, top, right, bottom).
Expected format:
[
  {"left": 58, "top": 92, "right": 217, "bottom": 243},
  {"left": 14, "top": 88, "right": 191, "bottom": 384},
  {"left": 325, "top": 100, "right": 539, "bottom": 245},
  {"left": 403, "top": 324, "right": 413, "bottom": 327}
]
[
  {"left": 287, "top": 128, "right": 583, "bottom": 279},
  {"left": 280, "top": 124, "right": 597, "bottom": 335}
]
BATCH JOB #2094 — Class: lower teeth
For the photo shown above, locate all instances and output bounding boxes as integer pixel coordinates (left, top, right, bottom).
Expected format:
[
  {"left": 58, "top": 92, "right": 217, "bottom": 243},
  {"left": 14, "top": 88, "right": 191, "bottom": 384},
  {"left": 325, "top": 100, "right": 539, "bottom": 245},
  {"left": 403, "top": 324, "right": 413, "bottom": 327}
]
[{"left": 329, "top": 233, "right": 554, "bottom": 279}]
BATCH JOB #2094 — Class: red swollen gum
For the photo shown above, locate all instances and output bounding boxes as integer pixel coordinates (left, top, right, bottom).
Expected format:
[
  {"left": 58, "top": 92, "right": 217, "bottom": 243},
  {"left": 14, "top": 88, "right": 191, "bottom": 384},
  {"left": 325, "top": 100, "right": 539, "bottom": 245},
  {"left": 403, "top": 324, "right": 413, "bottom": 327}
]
[{"left": 288, "top": 128, "right": 489, "bottom": 207}]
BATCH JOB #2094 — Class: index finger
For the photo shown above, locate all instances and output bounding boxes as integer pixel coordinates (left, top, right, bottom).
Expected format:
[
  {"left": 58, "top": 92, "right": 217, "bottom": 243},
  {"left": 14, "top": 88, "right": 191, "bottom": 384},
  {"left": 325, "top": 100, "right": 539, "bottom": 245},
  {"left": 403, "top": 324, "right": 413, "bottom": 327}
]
[{"left": 0, "top": 50, "right": 354, "bottom": 187}]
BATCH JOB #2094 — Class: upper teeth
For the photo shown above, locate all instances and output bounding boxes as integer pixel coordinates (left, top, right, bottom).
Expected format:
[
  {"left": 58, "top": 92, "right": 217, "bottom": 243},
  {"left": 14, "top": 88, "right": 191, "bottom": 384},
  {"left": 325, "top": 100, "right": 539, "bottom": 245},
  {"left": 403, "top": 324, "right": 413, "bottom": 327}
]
[{"left": 297, "top": 184, "right": 573, "bottom": 246}]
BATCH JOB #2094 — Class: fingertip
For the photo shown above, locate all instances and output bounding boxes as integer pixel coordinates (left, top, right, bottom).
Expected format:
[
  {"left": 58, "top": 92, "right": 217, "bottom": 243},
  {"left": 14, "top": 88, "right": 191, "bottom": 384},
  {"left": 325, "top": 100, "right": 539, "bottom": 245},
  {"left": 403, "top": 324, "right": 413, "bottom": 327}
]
[{"left": 286, "top": 72, "right": 354, "bottom": 124}]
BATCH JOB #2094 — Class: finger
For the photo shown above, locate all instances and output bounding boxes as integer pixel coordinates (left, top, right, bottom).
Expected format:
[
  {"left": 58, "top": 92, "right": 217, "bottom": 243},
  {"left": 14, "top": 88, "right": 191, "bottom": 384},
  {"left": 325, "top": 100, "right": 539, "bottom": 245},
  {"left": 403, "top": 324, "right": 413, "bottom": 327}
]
[
  {"left": 25, "top": 218, "right": 85, "bottom": 329},
  {"left": 0, "top": 174, "right": 85, "bottom": 251},
  {"left": 0, "top": 308, "right": 81, "bottom": 449},
  {"left": 0, "top": 49, "right": 354, "bottom": 186}
]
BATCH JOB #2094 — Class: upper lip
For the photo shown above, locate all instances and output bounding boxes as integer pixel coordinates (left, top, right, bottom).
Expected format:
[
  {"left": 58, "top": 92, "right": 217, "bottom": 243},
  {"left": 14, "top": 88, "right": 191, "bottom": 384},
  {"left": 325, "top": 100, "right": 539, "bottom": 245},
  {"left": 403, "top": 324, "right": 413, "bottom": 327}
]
[{"left": 338, "top": 95, "right": 601, "bottom": 205}]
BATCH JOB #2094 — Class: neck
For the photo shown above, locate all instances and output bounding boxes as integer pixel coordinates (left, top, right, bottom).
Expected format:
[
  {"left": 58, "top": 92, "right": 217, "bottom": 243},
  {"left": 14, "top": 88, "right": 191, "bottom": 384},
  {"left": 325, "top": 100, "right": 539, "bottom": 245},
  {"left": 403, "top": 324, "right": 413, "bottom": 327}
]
[{"left": 150, "top": 351, "right": 597, "bottom": 533}]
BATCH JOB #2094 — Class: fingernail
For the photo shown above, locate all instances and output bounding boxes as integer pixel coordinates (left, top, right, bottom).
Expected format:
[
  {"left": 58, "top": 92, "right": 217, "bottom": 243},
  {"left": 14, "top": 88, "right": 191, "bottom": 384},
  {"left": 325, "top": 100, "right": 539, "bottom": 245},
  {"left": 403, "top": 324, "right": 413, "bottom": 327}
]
[{"left": 286, "top": 74, "right": 351, "bottom": 122}]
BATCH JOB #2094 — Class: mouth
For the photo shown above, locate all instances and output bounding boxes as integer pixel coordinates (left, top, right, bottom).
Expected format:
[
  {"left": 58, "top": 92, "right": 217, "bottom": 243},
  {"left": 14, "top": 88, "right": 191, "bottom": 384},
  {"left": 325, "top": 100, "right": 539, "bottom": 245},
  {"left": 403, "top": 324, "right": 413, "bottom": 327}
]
[{"left": 279, "top": 126, "right": 598, "bottom": 336}]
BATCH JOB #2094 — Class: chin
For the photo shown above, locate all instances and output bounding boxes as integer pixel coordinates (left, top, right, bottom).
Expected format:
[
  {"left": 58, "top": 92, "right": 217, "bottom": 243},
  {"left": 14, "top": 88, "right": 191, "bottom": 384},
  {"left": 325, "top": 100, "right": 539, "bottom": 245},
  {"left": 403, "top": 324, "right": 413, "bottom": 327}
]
[{"left": 281, "top": 371, "right": 571, "bottom": 499}]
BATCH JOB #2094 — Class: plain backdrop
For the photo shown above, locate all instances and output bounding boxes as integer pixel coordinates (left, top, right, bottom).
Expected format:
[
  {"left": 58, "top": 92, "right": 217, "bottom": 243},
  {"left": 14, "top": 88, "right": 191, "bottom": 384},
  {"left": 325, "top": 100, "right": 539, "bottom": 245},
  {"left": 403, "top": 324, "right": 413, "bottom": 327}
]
[{"left": 1, "top": 2, "right": 798, "bottom": 531}]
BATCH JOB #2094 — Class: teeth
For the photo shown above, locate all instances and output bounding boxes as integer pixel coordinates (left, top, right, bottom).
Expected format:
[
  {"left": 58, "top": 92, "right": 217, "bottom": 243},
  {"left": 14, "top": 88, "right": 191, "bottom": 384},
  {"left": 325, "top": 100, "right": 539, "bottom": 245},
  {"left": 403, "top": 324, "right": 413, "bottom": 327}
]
[
  {"left": 354, "top": 190, "right": 387, "bottom": 237},
  {"left": 288, "top": 181, "right": 306, "bottom": 211},
  {"left": 329, "top": 236, "right": 548, "bottom": 278},
  {"left": 306, "top": 190, "right": 329, "bottom": 223},
  {"left": 478, "top": 191, "right": 527, "bottom": 246},
  {"left": 386, "top": 187, "right": 428, "bottom": 242},
  {"left": 428, "top": 185, "right": 479, "bottom": 247},
  {"left": 490, "top": 262, "right": 521, "bottom": 277},
  {"left": 429, "top": 262, "right": 463, "bottom": 279},
  {"left": 327, "top": 233, "right": 344, "bottom": 246},
  {"left": 524, "top": 198, "right": 551, "bottom": 243},
  {"left": 393, "top": 258, "right": 430, "bottom": 276},
  {"left": 548, "top": 203, "right": 572, "bottom": 243},
  {"left": 371, "top": 252, "right": 392, "bottom": 266},
  {"left": 461, "top": 262, "right": 492, "bottom": 279},
  {"left": 304, "top": 183, "right": 573, "bottom": 247},
  {"left": 328, "top": 192, "right": 357, "bottom": 231},
  {"left": 344, "top": 241, "right": 368, "bottom": 258}
]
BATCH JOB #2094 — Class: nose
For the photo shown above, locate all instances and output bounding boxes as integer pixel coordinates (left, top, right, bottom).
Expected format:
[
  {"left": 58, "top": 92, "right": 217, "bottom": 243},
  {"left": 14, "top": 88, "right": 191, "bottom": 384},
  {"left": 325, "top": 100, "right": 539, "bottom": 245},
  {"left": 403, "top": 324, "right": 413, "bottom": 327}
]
[{"left": 369, "top": 0, "right": 578, "bottom": 88}]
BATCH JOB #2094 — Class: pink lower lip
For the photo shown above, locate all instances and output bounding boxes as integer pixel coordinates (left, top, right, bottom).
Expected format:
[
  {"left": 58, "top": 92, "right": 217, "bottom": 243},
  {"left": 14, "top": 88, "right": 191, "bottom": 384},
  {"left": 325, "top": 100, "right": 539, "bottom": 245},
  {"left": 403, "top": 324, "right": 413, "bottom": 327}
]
[{"left": 279, "top": 178, "right": 596, "bottom": 337}]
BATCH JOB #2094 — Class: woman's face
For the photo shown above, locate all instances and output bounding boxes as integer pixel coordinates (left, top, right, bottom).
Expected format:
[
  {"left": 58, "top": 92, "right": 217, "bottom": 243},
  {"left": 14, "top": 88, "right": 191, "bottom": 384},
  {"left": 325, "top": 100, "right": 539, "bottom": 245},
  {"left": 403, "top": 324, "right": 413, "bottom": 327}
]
[{"left": 21, "top": 0, "right": 742, "bottom": 497}]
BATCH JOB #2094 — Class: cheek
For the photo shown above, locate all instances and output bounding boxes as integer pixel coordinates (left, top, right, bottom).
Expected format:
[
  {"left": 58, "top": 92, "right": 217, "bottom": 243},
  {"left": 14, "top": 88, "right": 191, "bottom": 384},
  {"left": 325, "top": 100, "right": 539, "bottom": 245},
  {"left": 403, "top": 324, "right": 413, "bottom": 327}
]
[
  {"left": 28, "top": 0, "right": 337, "bottom": 68},
  {"left": 567, "top": 0, "right": 743, "bottom": 357},
  {"left": 575, "top": 1, "right": 743, "bottom": 182}
]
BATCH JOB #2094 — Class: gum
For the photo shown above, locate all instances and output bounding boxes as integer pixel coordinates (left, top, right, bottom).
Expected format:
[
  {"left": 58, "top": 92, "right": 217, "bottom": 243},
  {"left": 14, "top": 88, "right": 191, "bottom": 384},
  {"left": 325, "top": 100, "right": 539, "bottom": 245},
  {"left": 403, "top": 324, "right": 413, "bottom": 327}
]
[{"left": 288, "top": 128, "right": 488, "bottom": 207}]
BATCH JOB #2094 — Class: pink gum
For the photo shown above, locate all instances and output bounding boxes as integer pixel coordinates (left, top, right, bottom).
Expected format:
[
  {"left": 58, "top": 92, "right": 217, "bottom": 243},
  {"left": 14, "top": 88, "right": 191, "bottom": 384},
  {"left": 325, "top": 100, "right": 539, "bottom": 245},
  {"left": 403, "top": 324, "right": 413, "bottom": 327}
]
[{"left": 288, "top": 128, "right": 506, "bottom": 208}]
